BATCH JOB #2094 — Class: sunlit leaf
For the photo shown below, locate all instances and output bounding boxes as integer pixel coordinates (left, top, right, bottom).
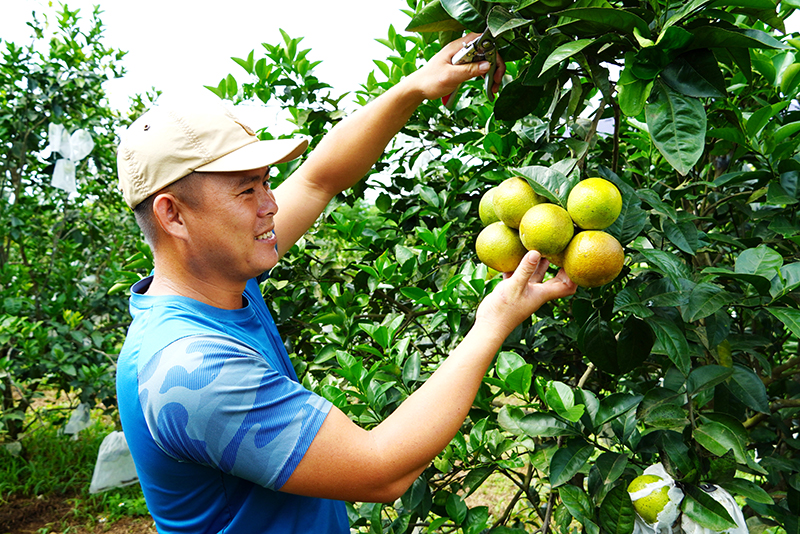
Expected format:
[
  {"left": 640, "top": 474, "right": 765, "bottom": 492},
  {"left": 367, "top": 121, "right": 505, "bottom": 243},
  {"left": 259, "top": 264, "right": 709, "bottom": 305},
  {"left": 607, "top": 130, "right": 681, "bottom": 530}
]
[{"left": 406, "top": 0, "right": 465, "bottom": 32}]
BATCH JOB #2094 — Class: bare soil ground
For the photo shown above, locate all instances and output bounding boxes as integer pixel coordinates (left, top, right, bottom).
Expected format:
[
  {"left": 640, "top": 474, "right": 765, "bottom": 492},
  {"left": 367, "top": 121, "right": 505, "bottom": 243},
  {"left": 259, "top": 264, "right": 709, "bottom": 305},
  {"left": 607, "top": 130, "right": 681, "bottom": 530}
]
[{"left": 0, "top": 494, "right": 156, "bottom": 534}]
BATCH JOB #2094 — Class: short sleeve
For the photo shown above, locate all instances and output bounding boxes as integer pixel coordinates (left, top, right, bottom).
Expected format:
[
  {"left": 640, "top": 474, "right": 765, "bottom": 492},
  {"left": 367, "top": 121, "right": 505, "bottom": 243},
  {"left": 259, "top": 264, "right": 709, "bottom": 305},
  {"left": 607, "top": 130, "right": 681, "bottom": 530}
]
[{"left": 137, "top": 334, "right": 331, "bottom": 490}]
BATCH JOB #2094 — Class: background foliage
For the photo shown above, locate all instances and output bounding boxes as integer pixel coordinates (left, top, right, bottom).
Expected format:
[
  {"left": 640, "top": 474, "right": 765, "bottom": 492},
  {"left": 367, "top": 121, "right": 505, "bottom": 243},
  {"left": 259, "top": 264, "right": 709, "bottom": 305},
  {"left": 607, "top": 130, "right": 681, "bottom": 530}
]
[
  {"left": 4, "top": 1, "right": 800, "bottom": 533},
  {"left": 0, "top": 6, "right": 147, "bottom": 442}
]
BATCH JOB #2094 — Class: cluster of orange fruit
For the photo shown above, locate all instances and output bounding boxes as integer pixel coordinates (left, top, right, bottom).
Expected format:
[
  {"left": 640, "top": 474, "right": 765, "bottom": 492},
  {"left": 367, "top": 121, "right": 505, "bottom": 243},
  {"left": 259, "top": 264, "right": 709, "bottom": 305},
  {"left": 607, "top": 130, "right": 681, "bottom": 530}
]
[{"left": 475, "top": 176, "right": 625, "bottom": 288}]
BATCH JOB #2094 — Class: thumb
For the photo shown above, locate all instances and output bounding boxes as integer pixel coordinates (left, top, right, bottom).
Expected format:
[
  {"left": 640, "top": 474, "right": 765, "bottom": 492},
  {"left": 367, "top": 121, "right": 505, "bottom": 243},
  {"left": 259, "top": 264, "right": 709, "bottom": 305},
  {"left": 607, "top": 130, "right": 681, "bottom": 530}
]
[{"left": 509, "top": 250, "right": 543, "bottom": 283}]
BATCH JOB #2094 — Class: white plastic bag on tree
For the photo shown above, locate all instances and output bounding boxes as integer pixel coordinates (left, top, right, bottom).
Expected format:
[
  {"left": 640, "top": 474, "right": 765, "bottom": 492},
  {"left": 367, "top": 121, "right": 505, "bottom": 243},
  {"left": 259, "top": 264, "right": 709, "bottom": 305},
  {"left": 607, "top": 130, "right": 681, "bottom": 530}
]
[
  {"left": 89, "top": 431, "right": 139, "bottom": 494},
  {"left": 52, "top": 159, "right": 77, "bottom": 194},
  {"left": 47, "top": 124, "right": 94, "bottom": 194}
]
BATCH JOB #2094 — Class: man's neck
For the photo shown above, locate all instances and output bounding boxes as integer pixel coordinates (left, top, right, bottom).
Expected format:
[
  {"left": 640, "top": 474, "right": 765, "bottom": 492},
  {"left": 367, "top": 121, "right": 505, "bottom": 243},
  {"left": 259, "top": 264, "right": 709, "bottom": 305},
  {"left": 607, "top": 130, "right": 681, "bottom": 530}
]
[{"left": 146, "top": 270, "right": 248, "bottom": 310}]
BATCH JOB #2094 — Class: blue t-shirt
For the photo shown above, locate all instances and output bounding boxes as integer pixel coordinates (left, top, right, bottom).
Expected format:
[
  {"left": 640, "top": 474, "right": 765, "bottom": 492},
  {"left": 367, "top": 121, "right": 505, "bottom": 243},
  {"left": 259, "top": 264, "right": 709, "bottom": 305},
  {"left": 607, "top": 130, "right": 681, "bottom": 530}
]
[{"left": 116, "top": 277, "right": 349, "bottom": 533}]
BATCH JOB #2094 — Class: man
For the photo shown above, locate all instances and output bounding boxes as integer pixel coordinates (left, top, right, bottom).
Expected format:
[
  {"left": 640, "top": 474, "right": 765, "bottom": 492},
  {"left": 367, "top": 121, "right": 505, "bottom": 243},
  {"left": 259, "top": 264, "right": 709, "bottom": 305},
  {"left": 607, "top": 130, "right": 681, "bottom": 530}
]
[{"left": 116, "top": 35, "right": 576, "bottom": 533}]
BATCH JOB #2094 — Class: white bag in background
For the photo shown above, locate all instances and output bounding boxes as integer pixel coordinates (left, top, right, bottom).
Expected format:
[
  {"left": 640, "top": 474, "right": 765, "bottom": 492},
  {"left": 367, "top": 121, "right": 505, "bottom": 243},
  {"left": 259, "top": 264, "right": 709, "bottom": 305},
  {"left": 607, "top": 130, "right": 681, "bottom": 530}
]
[
  {"left": 89, "top": 430, "right": 139, "bottom": 494},
  {"left": 63, "top": 402, "right": 91, "bottom": 436}
]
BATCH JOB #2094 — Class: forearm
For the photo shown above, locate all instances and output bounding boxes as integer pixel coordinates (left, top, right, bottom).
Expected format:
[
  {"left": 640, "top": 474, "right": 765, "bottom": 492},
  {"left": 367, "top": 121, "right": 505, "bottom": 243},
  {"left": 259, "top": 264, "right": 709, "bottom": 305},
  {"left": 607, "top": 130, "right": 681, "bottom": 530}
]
[
  {"left": 369, "top": 319, "right": 510, "bottom": 476},
  {"left": 298, "top": 76, "right": 425, "bottom": 197}
]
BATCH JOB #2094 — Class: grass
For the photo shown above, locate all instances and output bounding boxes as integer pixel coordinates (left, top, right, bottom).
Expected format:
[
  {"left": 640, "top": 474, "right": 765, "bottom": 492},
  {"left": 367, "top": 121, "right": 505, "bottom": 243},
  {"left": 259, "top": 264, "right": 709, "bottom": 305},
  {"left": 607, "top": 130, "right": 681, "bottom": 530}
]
[{"left": 0, "top": 406, "right": 152, "bottom": 532}]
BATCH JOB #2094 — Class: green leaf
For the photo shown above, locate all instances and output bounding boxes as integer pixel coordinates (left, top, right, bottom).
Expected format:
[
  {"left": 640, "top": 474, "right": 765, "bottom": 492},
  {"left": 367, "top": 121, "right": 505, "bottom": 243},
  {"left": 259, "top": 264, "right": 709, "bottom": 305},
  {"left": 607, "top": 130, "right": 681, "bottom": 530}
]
[
  {"left": 694, "top": 420, "right": 748, "bottom": 464},
  {"left": 718, "top": 478, "right": 774, "bottom": 505},
  {"left": 663, "top": 0, "right": 714, "bottom": 30},
  {"left": 540, "top": 39, "right": 595, "bottom": 76},
  {"left": 727, "top": 364, "right": 769, "bottom": 413},
  {"left": 661, "top": 51, "right": 727, "bottom": 98},
  {"left": 556, "top": 7, "right": 650, "bottom": 36},
  {"left": 494, "top": 77, "right": 545, "bottom": 121},
  {"left": 735, "top": 245, "right": 783, "bottom": 277},
  {"left": 689, "top": 26, "right": 790, "bottom": 51},
  {"left": 440, "top": 0, "right": 486, "bottom": 32},
  {"left": 598, "top": 485, "right": 636, "bottom": 534},
  {"left": 600, "top": 168, "right": 648, "bottom": 246},
  {"left": 613, "top": 286, "right": 654, "bottom": 318},
  {"left": 231, "top": 49, "right": 255, "bottom": 74},
  {"left": 550, "top": 440, "right": 593, "bottom": 487},
  {"left": 596, "top": 393, "right": 643, "bottom": 427},
  {"left": 647, "top": 316, "right": 691, "bottom": 375},
  {"left": 771, "top": 262, "right": 800, "bottom": 299},
  {"left": 616, "top": 316, "right": 654, "bottom": 373},
  {"left": 577, "top": 312, "right": 619, "bottom": 374},
  {"left": 406, "top": 0, "right": 465, "bottom": 32},
  {"left": 710, "top": 0, "right": 776, "bottom": 7},
  {"left": 645, "top": 83, "right": 707, "bottom": 176},
  {"left": 559, "top": 485, "right": 594, "bottom": 524},
  {"left": 498, "top": 406, "right": 577, "bottom": 438},
  {"left": 225, "top": 74, "right": 238, "bottom": 98},
  {"left": 662, "top": 217, "right": 699, "bottom": 254},
  {"left": 746, "top": 101, "right": 790, "bottom": 139},
  {"left": 681, "top": 485, "right": 738, "bottom": 531},
  {"left": 505, "top": 365, "right": 533, "bottom": 398},
  {"left": 766, "top": 307, "right": 800, "bottom": 340},
  {"left": 446, "top": 493, "right": 468, "bottom": 525},
  {"left": 487, "top": 5, "right": 531, "bottom": 36},
  {"left": 681, "top": 282, "right": 734, "bottom": 323},
  {"left": 687, "top": 365, "right": 734, "bottom": 396},
  {"left": 514, "top": 165, "right": 579, "bottom": 205},
  {"left": 702, "top": 267, "right": 773, "bottom": 296},
  {"left": 633, "top": 247, "right": 692, "bottom": 287},
  {"left": 618, "top": 78, "right": 654, "bottom": 117},
  {"left": 403, "top": 352, "right": 421, "bottom": 385},
  {"left": 545, "top": 381, "right": 585, "bottom": 422},
  {"left": 594, "top": 453, "right": 629, "bottom": 488}
]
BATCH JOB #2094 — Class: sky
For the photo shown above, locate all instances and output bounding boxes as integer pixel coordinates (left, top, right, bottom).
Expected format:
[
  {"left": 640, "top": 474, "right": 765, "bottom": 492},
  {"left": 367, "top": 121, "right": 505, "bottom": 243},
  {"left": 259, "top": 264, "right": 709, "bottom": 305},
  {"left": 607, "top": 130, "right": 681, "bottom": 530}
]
[
  {"left": 1, "top": 0, "right": 412, "bottom": 130},
  {"left": 2, "top": 1, "right": 799, "bottom": 132}
]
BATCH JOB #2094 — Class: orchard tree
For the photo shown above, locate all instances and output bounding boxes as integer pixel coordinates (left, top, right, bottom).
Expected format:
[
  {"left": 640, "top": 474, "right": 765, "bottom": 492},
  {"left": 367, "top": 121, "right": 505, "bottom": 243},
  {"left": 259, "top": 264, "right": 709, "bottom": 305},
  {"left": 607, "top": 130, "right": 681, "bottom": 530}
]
[
  {"left": 210, "top": 0, "right": 800, "bottom": 531},
  {"left": 0, "top": 5, "right": 143, "bottom": 441}
]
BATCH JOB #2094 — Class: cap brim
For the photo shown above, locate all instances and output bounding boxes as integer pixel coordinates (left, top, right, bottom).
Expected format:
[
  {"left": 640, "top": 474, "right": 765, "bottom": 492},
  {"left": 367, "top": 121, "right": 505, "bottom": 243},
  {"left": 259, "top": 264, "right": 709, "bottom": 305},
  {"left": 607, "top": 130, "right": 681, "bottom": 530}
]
[{"left": 195, "top": 137, "right": 309, "bottom": 173}]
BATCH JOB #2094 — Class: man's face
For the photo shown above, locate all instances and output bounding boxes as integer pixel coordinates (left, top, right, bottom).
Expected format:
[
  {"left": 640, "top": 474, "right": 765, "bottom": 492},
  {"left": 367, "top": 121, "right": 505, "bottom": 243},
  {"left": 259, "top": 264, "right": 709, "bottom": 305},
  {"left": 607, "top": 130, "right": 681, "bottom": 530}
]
[{"left": 182, "top": 166, "right": 280, "bottom": 283}]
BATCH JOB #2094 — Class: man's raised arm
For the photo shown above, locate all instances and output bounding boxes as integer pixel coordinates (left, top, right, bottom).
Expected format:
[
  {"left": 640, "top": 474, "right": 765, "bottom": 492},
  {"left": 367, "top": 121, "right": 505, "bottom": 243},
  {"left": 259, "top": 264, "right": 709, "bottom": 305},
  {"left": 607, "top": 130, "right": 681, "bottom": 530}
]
[{"left": 273, "top": 34, "right": 504, "bottom": 257}]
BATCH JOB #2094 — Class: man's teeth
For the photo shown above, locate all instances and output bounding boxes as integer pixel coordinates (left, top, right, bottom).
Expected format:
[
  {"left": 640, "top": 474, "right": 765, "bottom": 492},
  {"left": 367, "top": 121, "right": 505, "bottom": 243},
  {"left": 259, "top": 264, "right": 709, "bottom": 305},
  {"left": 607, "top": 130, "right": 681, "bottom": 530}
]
[{"left": 256, "top": 231, "right": 273, "bottom": 241}]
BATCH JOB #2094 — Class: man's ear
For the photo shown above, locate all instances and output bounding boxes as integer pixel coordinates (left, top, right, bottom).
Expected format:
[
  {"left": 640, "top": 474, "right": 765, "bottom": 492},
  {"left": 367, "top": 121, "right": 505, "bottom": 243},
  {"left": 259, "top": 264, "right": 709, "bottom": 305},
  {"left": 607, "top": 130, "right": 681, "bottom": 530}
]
[{"left": 152, "top": 193, "right": 189, "bottom": 240}]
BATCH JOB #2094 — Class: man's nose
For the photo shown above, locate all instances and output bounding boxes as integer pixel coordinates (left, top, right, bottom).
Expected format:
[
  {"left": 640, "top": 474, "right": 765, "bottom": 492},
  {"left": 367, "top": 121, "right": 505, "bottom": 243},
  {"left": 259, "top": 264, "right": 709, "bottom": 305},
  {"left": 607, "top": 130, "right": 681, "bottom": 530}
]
[{"left": 258, "top": 185, "right": 278, "bottom": 217}]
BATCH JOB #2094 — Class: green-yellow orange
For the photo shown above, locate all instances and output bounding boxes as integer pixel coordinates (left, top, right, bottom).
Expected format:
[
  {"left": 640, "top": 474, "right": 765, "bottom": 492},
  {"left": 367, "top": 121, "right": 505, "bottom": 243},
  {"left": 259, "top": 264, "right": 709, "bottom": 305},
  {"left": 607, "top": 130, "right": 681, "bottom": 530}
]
[
  {"left": 563, "top": 230, "right": 624, "bottom": 288},
  {"left": 567, "top": 177, "right": 622, "bottom": 230},
  {"left": 628, "top": 475, "right": 670, "bottom": 524},
  {"left": 475, "top": 222, "right": 528, "bottom": 273},
  {"left": 479, "top": 187, "right": 501, "bottom": 225},
  {"left": 493, "top": 177, "right": 544, "bottom": 229},
  {"left": 519, "top": 203, "right": 574, "bottom": 256}
]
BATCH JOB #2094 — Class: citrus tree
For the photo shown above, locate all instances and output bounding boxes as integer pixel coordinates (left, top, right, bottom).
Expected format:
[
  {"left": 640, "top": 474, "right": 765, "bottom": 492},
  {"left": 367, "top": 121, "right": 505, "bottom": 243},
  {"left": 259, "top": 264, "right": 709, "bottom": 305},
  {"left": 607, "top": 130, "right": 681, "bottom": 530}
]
[
  {"left": 0, "top": 5, "right": 142, "bottom": 441},
  {"left": 211, "top": 0, "right": 800, "bottom": 531}
]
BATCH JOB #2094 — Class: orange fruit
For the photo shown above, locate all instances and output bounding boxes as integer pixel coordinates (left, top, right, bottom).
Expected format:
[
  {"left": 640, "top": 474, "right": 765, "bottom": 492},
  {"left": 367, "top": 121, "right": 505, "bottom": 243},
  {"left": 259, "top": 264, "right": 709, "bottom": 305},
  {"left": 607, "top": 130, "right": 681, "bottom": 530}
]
[
  {"left": 562, "top": 231, "right": 624, "bottom": 287},
  {"left": 567, "top": 177, "right": 622, "bottom": 230},
  {"left": 493, "top": 177, "right": 545, "bottom": 229},
  {"left": 475, "top": 221, "right": 528, "bottom": 273},
  {"left": 519, "top": 203, "right": 574, "bottom": 257},
  {"left": 479, "top": 187, "right": 501, "bottom": 226}
]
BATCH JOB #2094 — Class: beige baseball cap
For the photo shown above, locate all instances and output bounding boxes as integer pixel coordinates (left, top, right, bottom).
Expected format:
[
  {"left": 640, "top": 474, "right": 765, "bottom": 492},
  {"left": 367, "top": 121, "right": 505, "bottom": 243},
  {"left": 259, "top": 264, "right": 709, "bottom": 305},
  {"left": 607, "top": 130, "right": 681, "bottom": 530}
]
[{"left": 117, "top": 94, "right": 308, "bottom": 209}]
